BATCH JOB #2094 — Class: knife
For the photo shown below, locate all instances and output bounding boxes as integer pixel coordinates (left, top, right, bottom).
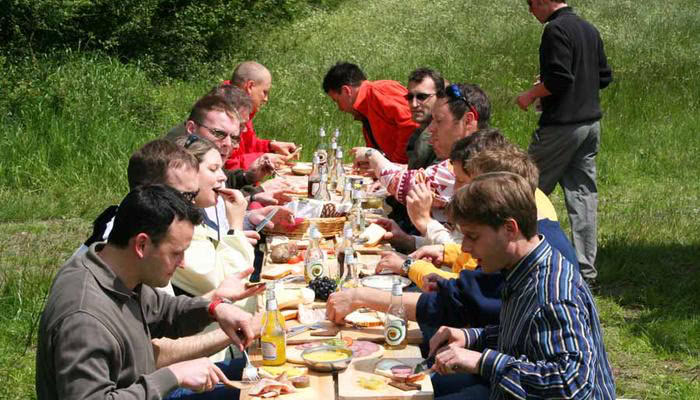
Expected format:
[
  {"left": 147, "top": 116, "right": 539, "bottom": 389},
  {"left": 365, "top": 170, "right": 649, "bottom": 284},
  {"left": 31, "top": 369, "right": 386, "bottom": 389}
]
[{"left": 254, "top": 208, "right": 280, "bottom": 233}]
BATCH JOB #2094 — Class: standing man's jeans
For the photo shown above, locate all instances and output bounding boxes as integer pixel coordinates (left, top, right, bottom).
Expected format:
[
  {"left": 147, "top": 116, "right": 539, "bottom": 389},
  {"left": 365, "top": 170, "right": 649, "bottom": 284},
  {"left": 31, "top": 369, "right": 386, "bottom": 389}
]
[{"left": 529, "top": 121, "right": 601, "bottom": 279}]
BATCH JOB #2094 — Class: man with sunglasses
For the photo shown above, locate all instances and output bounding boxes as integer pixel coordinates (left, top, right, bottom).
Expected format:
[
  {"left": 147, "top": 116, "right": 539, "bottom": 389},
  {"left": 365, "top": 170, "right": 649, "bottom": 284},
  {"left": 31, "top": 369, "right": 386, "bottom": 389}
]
[
  {"left": 404, "top": 68, "right": 444, "bottom": 170},
  {"left": 516, "top": 0, "right": 612, "bottom": 283},
  {"left": 322, "top": 61, "right": 418, "bottom": 163}
]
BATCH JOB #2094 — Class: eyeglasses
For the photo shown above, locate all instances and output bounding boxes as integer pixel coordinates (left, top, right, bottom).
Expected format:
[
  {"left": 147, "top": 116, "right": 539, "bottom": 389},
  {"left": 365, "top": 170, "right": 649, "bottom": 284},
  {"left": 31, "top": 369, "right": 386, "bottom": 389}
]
[
  {"left": 445, "top": 84, "right": 480, "bottom": 122},
  {"left": 184, "top": 134, "right": 199, "bottom": 149},
  {"left": 180, "top": 189, "right": 199, "bottom": 203},
  {"left": 196, "top": 122, "right": 241, "bottom": 144},
  {"left": 405, "top": 92, "right": 435, "bottom": 103}
]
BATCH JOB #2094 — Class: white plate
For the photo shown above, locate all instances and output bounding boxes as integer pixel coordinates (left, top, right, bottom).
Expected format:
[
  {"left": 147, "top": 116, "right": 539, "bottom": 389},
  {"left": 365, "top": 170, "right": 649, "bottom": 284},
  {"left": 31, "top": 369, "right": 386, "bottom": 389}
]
[{"left": 360, "top": 274, "right": 411, "bottom": 291}]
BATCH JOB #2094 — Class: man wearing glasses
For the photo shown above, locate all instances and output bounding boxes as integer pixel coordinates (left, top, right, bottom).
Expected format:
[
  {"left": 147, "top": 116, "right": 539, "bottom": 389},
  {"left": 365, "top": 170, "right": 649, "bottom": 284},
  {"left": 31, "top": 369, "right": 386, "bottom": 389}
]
[
  {"left": 404, "top": 68, "right": 444, "bottom": 170},
  {"left": 322, "top": 61, "right": 418, "bottom": 164},
  {"left": 516, "top": 0, "right": 612, "bottom": 283}
]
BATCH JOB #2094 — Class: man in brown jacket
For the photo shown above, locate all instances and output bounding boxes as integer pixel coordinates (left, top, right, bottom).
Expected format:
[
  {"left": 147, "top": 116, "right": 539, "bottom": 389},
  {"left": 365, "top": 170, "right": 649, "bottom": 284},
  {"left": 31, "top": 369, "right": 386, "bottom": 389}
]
[{"left": 36, "top": 185, "right": 256, "bottom": 399}]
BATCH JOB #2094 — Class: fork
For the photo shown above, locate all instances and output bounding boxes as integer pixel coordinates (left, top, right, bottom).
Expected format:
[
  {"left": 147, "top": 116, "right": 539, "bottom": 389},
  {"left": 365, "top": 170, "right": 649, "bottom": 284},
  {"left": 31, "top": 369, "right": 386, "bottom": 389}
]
[{"left": 241, "top": 348, "right": 260, "bottom": 382}]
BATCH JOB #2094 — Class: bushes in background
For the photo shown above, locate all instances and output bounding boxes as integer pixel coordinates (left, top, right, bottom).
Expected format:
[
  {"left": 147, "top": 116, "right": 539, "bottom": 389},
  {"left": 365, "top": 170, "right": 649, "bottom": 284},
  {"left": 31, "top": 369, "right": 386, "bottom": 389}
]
[{"left": 0, "top": 0, "right": 343, "bottom": 78}]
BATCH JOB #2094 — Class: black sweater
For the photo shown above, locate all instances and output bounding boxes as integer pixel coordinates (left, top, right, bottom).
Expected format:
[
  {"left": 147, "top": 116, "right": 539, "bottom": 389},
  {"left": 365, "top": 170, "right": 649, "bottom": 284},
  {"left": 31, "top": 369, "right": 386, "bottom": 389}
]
[{"left": 539, "top": 7, "right": 613, "bottom": 126}]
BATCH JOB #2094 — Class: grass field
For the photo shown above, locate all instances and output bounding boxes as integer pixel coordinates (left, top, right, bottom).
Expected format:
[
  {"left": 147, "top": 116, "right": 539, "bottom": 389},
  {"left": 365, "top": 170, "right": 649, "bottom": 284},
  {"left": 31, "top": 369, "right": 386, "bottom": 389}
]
[{"left": 1, "top": 0, "right": 699, "bottom": 398}]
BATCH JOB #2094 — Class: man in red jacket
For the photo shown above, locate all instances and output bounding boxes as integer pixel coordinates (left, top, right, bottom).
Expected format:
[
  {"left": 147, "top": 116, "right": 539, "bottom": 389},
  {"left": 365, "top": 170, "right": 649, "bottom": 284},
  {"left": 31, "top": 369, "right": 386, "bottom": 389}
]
[
  {"left": 322, "top": 62, "right": 418, "bottom": 163},
  {"left": 224, "top": 61, "right": 298, "bottom": 170}
]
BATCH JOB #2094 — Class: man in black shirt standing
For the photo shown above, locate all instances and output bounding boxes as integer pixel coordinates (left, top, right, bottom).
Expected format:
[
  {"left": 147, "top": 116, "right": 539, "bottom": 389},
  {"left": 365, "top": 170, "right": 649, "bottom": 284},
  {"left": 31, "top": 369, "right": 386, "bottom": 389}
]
[{"left": 517, "top": 0, "right": 612, "bottom": 281}]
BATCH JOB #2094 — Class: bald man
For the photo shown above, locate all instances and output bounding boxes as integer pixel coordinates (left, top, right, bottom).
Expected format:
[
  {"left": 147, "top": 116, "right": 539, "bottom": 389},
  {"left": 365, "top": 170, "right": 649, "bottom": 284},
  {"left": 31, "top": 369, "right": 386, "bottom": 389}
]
[{"left": 223, "top": 61, "right": 298, "bottom": 170}]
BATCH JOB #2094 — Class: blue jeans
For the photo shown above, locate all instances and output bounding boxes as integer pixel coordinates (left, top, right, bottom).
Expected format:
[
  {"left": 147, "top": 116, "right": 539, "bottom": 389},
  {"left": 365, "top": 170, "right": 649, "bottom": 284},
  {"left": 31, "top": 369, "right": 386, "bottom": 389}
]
[
  {"left": 432, "top": 372, "right": 490, "bottom": 400},
  {"left": 165, "top": 358, "right": 245, "bottom": 400}
]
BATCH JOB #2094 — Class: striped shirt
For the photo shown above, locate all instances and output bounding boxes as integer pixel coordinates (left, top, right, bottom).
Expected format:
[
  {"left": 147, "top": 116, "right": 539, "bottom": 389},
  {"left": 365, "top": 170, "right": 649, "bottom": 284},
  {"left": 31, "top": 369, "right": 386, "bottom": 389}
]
[{"left": 463, "top": 238, "right": 616, "bottom": 399}]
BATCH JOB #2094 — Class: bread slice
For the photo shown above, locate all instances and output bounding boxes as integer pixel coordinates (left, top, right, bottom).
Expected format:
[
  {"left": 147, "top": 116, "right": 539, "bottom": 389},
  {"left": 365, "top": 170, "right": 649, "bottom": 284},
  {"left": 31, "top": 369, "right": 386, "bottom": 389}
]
[
  {"left": 359, "top": 223, "right": 387, "bottom": 246},
  {"left": 344, "top": 309, "right": 385, "bottom": 327},
  {"left": 261, "top": 265, "right": 294, "bottom": 280},
  {"left": 281, "top": 309, "right": 298, "bottom": 321}
]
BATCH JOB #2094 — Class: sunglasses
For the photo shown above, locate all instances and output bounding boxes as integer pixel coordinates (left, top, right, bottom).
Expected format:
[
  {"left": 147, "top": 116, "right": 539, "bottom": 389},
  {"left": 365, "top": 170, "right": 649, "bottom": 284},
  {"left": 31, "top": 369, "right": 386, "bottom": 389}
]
[
  {"left": 184, "top": 134, "right": 199, "bottom": 149},
  {"left": 445, "top": 84, "right": 480, "bottom": 122},
  {"left": 197, "top": 122, "right": 242, "bottom": 144},
  {"left": 180, "top": 189, "right": 199, "bottom": 203},
  {"left": 405, "top": 92, "right": 435, "bottom": 102}
]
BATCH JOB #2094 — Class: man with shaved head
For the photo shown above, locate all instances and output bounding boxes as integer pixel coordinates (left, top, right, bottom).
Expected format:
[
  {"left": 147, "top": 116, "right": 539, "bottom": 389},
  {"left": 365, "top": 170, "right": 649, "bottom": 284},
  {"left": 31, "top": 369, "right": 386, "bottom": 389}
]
[{"left": 224, "top": 61, "right": 298, "bottom": 170}]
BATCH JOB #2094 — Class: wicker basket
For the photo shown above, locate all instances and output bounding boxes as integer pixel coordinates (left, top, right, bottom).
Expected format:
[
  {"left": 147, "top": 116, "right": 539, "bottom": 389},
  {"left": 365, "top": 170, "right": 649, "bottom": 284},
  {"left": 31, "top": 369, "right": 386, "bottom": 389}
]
[{"left": 264, "top": 216, "right": 346, "bottom": 239}]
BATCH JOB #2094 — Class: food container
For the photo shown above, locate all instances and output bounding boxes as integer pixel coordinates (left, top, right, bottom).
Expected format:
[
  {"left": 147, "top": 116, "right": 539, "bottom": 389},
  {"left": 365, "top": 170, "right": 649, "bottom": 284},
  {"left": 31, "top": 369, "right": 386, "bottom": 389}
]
[
  {"left": 301, "top": 345, "right": 354, "bottom": 372},
  {"left": 264, "top": 216, "right": 346, "bottom": 239}
]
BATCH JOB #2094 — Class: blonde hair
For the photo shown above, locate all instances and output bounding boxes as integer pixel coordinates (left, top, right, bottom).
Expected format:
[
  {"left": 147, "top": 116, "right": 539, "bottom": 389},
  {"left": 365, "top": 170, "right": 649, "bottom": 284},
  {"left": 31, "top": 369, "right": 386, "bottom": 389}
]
[
  {"left": 462, "top": 148, "right": 539, "bottom": 192},
  {"left": 174, "top": 135, "right": 217, "bottom": 164}
]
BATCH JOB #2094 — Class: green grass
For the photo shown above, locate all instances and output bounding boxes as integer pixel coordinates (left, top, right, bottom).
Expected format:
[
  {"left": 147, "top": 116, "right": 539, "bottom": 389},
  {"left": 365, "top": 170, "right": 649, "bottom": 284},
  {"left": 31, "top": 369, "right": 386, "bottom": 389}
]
[{"left": 1, "top": 0, "right": 699, "bottom": 398}]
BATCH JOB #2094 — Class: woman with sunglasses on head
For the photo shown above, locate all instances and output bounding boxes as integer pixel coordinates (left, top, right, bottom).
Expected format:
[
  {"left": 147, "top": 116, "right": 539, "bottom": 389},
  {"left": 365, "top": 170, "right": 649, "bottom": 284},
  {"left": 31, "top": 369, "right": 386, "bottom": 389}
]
[
  {"left": 355, "top": 83, "right": 491, "bottom": 252},
  {"left": 170, "top": 135, "right": 264, "bottom": 361}
]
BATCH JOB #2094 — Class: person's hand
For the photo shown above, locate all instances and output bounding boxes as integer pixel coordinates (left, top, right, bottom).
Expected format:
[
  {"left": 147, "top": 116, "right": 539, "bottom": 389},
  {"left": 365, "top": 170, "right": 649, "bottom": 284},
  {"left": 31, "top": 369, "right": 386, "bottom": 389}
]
[
  {"left": 253, "top": 189, "right": 293, "bottom": 206},
  {"left": 250, "top": 312, "right": 263, "bottom": 339},
  {"left": 370, "top": 217, "right": 413, "bottom": 249},
  {"left": 432, "top": 345, "right": 482, "bottom": 375},
  {"left": 213, "top": 266, "right": 265, "bottom": 302},
  {"left": 326, "top": 289, "right": 360, "bottom": 324},
  {"left": 218, "top": 188, "right": 248, "bottom": 230},
  {"left": 243, "top": 230, "right": 260, "bottom": 245},
  {"left": 409, "top": 244, "right": 444, "bottom": 266},
  {"left": 269, "top": 141, "right": 297, "bottom": 156},
  {"left": 406, "top": 182, "right": 433, "bottom": 234},
  {"left": 168, "top": 357, "right": 229, "bottom": 392},
  {"left": 247, "top": 206, "right": 295, "bottom": 230},
  {"left": 516, "top": 90, "right": 535, "bottom": 111},
  {"left": 247, "top": 155, "right": 277, "bottom": 182},
  {"left": 212, "top": 304, "right": 255, "bottom": 351},
  {"left": 375, "top": 251, "right": 408, "bottom": 275},
  {"left": 350, "top": 147, "right": 374, "bottom": 164},
  {"left": 422, "top": 273, "right": 444, "bottom": 293},
  {"left": 368, "top": 180, "right": 383, "bottom": 193},
  {"left": 428, "top": 326, "right": 467, "bottom": 357}
]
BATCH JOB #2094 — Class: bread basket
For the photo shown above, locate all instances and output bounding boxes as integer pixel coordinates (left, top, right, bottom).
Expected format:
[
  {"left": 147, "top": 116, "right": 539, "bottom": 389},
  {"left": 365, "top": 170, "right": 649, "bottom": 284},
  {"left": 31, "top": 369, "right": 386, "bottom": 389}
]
[{"left": 264, "top": 216, "right": 346, "bottom": 239}]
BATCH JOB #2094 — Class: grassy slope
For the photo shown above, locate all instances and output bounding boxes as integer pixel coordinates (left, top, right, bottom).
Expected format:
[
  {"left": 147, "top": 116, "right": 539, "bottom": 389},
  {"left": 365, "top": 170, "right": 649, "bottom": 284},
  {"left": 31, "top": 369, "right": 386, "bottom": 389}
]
[{"left": 0, "top": 0, "right": 698, "bottom": 398}]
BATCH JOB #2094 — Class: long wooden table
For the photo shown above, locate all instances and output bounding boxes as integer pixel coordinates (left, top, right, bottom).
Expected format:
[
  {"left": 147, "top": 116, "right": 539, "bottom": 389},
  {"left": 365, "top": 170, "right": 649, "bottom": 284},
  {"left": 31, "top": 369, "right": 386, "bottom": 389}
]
[{"left": 239, "top": 240, "right": 434, "bottom": 399}]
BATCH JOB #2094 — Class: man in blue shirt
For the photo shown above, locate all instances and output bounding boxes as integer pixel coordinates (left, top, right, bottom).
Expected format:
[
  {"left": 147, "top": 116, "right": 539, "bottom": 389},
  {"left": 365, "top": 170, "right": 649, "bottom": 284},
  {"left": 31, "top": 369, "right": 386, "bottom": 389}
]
[{"left": 428, "top": 172, "right": 615, "bottom": 399}]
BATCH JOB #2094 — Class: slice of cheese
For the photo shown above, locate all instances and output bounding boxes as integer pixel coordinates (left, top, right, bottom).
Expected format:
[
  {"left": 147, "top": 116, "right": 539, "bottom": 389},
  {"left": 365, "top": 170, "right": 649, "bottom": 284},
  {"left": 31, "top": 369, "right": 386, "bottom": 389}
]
[
  {"left": 259, "top": 365, "right": 308, "bottom": 379},
  {"left": 359, "top": 223, "right": 387, "bottom": 247}
]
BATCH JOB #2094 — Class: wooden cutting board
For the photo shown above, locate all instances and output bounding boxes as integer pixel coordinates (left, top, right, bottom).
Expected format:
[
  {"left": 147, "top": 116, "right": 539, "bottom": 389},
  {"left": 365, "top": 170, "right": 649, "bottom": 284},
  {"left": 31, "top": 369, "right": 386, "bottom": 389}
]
[
  {"left": 285, "top": 320, "right": 424, "bottom": 345},
  {"left": 337, "top": 347, "right": 433, "bottom": 400},
  {"left": 239, "top": 349, "right": 334, "bottom": 400}
]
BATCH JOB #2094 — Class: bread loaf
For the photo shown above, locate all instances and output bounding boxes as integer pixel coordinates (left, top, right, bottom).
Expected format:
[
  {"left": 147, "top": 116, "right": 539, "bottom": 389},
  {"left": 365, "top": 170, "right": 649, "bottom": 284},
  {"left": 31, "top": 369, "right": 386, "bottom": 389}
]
[{"left": 359, "top": 223, "right": 387, "bottom": 246}]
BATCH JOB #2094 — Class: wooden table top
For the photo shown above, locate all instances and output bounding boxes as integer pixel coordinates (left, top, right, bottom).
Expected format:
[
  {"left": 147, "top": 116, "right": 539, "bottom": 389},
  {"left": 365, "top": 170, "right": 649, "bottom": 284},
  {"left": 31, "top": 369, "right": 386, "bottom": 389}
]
[{"left": 239, "top": 239, "right": 432, "bottom": 399}]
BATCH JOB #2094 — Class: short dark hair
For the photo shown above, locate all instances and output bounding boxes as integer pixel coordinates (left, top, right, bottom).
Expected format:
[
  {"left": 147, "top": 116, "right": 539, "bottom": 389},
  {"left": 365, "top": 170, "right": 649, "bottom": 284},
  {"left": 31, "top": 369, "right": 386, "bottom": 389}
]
[
  {"left": 449, "top": 128, "right": 510, "bottom": 166},
  {"left": 187, "top": 94, "right": 239, "bottom": 125},
  {"left": 208, "top": 84, "right": 253, "bottom": 115},
  {"left": 448, "top": 172, "right": 538, "bottom": 239},
  {"left": 322, "top": 62, "right": 367, "bottom": 93},
  {"left": 436, "top": 83, "right": 491, "bottom": 129},
  {"left": 127, "top": 140, "right": 199, "bottom": 190},
  {"left": 408, "top": 68, "right": 445, "bottom": 92},
  {"left": 108, "top": 185, "right": 202, "bottom": 248}
]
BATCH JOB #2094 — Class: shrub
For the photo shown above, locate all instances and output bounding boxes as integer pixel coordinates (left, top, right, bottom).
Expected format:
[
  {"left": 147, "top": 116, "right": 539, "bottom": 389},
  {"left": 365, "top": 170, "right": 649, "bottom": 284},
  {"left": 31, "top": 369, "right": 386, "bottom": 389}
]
[{"left": 0, "top": 0, "right": 340, "bottom": 78}]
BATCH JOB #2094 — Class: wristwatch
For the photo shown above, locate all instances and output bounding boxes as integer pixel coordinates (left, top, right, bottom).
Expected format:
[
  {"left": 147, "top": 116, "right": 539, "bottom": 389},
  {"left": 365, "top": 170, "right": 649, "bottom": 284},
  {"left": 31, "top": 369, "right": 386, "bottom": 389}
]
[
  {"left": 365, "top": 148, "right": 375, "bottom": 160},
  {"left": 401, "top": 257, "right": 415, "bottom": 276}
]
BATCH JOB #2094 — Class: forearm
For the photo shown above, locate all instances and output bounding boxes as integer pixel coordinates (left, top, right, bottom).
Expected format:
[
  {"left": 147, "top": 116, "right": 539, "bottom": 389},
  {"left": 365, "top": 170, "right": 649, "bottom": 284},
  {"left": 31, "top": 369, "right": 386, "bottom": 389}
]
[
  {"left": 153, "top": 329, "right": 231, "bottom": 368},
  {"left": 528, "top": 82, "right": 552, "bottom": 100},
  {"left": 353, "top": 288, "right": 420, "bottom": 321}
]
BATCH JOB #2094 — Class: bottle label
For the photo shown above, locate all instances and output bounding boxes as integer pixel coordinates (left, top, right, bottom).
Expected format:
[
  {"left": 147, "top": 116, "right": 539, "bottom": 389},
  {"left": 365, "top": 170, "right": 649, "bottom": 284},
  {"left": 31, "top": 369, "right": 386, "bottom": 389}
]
[
  {"left": 385, "top": 318, "right": 406, "bottom": 346},
  {"left": 306, "top": 262, "right": 324, "bottom": 279},
  {"left": 261, "top": 341, "right": 278, "bottom": 360}
]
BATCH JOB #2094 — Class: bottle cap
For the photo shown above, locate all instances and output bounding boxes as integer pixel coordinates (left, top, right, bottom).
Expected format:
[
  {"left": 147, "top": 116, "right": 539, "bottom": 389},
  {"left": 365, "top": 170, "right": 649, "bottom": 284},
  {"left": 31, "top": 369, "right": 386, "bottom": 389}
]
[
  {"left": 336, "top": 149, "right": 343, "bottom": 158},
  {"left": 312, "top": 153, "right": 320, "bottom": 163},
  {"left": 310, "top": 225, "right": 322, "bottom": 240},
  {"left": 319, "top": 127, "right": 326, "bottom": 137},
  {"left": 391, "top": 281, "right": 402, "bottom": 296}
]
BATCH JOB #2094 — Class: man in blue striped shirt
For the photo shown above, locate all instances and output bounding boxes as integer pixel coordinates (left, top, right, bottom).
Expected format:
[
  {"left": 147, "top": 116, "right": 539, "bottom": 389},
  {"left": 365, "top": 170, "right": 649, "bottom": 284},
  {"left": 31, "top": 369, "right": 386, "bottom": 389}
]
[{"left": 429, "top": 172, "right": 615, "bottom": 399}]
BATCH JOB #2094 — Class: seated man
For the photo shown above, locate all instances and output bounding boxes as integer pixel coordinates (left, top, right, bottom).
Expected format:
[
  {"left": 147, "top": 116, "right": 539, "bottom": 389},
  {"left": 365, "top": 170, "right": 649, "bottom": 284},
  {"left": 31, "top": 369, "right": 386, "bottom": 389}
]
[
  {"left": 322, "top": 61, "right": 418, "bottom": 163},
  {"left": 376, "top": 136, "right": 579, "bottom": 290},
  {"left": 428, "top": 172, "right": 615, "bottom": 399},
  {"left": 355, "top": 83, "right": 490, "bottom": 231},
  {"left": 224, "top": 61, "right": 297, "bottom": 169},
  {"left": 36, "top": 185, "right": 256, "bottom": 399}
]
